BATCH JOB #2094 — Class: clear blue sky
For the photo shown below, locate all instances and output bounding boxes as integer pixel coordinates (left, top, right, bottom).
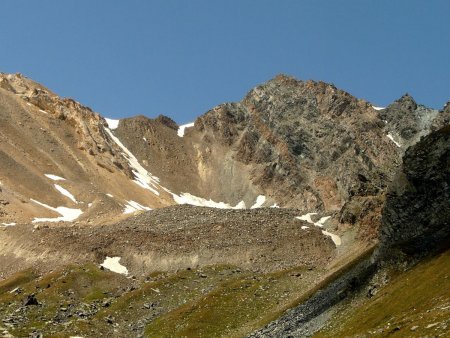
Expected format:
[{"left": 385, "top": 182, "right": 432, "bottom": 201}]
[{"left": 1, "top": 1, "right": 449, "bottom": 123}]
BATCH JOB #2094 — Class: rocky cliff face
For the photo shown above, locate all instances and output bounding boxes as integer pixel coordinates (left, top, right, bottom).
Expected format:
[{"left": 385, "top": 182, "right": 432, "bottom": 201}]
[
  {"left": 431, "top": 101, "right": 450, "bottom": 132},
  {"left": 250, "top": 123, "right": 450, "bottom": 338},
  {"left": 191, "top": 75, "right": 401, "bottom": 211},
  {"left": 379, "top": 124, "right": 450, "bottom": 257}
]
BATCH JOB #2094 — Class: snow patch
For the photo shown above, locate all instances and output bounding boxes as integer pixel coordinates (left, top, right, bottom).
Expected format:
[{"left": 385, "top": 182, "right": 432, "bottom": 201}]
[
  {"left": 316, "top": 216, "right": 331, "bottom": 227},
  {"left": 372, "top": 106, "right": 385, "bottom": 111},
  {"left": 172, "top": 192, "right": 245, "bottom": 209},
  {"left": 270, "top": 203, "right": 280, "bottom": 208},
  {"left": 45, "top": 174, "right": 65, "bottom": 181},
  {"left": 31, "top": 199, "right": 83, "bottom": 223},
  {"left": 296, "top": 213, "right": 318, "bottom": 224},
  {"left": 104, "top": 127, "right": 160, "bottom": 195},
  {"left": 234, "top": 200, "right": 247, "bottom": 209},
  {"left": 39, "top": 109, "right": 48, "bottom": 114},
  {"left": 387, "top": 133, "right": 401, "bottom": 147},
  {"left": 296, "top": 213, "right": 341, "bottom": 246},
  {"left": 105, "top": 118, "right": 120, "bottom": 130},
  {"left": 426, "top": 323, "right": 439, "bottom": 329},
  {"left": 250, "top": 195, "right": 266, "bottom": 209},
  {"left": 1, "top": 222, "right": 16, "bottom": 227},
  {"left": 321, "top": 230, "right": 342, "bottom": 246},
  {"left": 123, "top": 200, "right": 152, "bottom": 214},
  {"left": 106, "top": 193, "right": 113, "bottom": 197},
  {"left": 177, "top": 122, "right": 194, "bottom": 137},
  {"left": 54, "top": 184, "right": 77, "bottom": 203},
  {"left": 100, "top": 257, "right": 128, "bottom": 275}
]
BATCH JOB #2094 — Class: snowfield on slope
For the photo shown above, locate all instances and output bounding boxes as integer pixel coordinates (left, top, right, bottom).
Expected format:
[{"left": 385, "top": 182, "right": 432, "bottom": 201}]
[
  {"left": 171, "top": 192, "right": 247, "bottom": 209},
  {"left": 100, "top": 256, "right": 128, "bottom": 275},
  {"left": 296, "top": 212, "right": 341, "bottom": 246},
  {"left": 104, "top": 126, "right": 160, "bottom": 195},
  {"left": 105, "top": 118, "right": 120, "bottom": 130},
  {"left": 45, "top": 174, "right": 66, "bottom": 181},
  {"left": 31, "top": 199, "right": 83, "bottom": 223},
  {"left": 251, "top": 195, "right": 266, "bottom": 209},
  {"left": 54, "top": 184, "right": 78, "bottom": 203},
  {"left": 123, "top": 200, "right": 152, "bottom": 214}
]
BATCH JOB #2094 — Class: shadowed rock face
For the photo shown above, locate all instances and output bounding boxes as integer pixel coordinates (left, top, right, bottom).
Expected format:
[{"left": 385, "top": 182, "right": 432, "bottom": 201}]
[
  {"left": 379, "top": 124, "right": 450, "bottom": 256},
  {"left": 379, "top": 94, "right": 449, "bottom": 150}
]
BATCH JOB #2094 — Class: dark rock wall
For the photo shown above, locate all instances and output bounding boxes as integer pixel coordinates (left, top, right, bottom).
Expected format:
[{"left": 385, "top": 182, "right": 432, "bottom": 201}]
[{"left": 379, "top": 124, "right": 450, "bottom": 257}]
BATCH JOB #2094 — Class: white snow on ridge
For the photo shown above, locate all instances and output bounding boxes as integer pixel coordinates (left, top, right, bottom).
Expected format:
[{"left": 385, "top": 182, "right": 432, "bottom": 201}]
[
  {"left": 105, "top": 118, "right": 120, "bottom": 130},
  {"left": 1, "top": 222, "right": 16, "bottom": 227},
  {"left": 54, "top": 184, "right": 77, "bottom": 203},
  {"left": 172, "top": 192, "right": 246, "bottom": 209},
  {"left": 177, "top": 122, "right": 194, "bottom": 137},
  {"left": 123, "top": 200, "right": 152, "bottom": 214},
  {"left": 387, "top": 133, "right": 401, "bottom": 147},
  {"left": 104, "top": 127, "right": 160, "bottom": 195},
  {"left": 372, "top": 106, "right": 385, "bottom": 111},
  {"left": 100, "top": 256, "right": 128, "bottom": 275},
  {"left": 45, "top": 174, "right": 65, "bottom": 181},
  {"left": 250, "top": 195, "right": 266, "bottom": 209},
  {"left": 31, "top": 199, "right": 83, "bottom": 223}
]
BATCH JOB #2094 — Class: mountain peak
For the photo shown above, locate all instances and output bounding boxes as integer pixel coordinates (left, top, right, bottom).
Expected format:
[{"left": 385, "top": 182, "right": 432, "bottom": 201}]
[
  {"left": 155, "top": 114, "right": 178, "bottom": 130},
  {"left": 394, "top": 93, "right": 418, "bottom": 111}
]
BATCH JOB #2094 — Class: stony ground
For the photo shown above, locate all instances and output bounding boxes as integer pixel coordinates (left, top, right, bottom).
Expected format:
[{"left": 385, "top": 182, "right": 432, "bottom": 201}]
[{"left": 1, "top": 206, "right": 340, "bottom": 279}]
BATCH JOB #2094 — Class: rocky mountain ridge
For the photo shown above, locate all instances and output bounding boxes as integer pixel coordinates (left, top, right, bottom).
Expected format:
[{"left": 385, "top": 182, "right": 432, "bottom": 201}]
[
  {"left": 0, "top": 72, "right": 449, "bottom": 337},
  {"left": 1, "top": 72, "right": 448, "bottom": 227}
]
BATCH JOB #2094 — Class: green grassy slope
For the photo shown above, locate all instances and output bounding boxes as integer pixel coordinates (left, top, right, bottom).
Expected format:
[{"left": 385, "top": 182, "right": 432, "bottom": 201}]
[
  {"left": 315, "top": 249, "right": 450, "bottom": 337},
  {"left": 0, "top": 263, "right": 322, "bottom": 337}
]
